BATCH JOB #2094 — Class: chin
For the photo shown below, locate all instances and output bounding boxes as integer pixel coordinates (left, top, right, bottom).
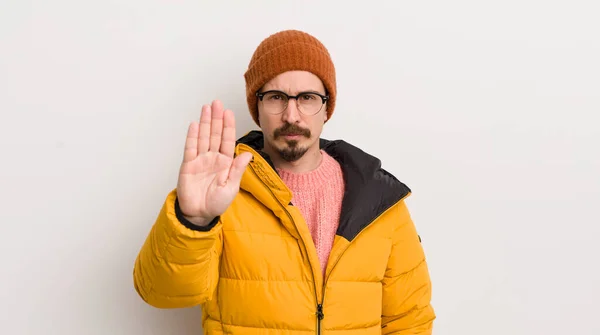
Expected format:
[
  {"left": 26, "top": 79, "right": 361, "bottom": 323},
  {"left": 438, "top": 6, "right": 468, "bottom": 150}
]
[
  {"left": 277, "top": 140, "right": 309, "bottom": 162},
  {"left": 278, "top": 147, "right": 308, "bottom": 162}
]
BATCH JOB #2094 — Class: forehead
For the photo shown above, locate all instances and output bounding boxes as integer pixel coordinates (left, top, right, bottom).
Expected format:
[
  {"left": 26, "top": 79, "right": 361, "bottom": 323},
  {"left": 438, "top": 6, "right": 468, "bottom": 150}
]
[{"left": 262, "top": 70, "right": 325, "bottom": 93}]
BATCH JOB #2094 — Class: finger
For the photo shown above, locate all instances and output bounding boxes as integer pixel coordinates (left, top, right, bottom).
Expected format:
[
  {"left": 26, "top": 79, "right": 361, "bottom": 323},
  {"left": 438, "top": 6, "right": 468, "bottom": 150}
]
[
  {"left": 183, "top": 121, "right": 199, "bottom": 162},
  {"left": 198, "top": 104, "right": 211, "bottom": 154},
  {"left": 226, "top": 152, "right": 253, "bottom": 185},
  {"left": 220, "top": 109, "right": 236, "bottom": 157},
  {"left": 209, "top": 100, "right": 224, "bottom": 152}
]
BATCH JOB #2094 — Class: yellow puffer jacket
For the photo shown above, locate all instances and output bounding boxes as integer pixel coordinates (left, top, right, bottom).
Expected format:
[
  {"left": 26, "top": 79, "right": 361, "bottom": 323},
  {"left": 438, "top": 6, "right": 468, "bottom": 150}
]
[{"left": 133, "top": 131, "right": 435, "bottom": 334}]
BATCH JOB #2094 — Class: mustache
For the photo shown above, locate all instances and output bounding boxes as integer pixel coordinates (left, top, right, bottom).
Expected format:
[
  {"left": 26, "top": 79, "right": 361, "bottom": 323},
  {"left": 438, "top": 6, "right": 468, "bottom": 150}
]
[{"left": 274, "top": 123, "right": 311, "bottom": 138}]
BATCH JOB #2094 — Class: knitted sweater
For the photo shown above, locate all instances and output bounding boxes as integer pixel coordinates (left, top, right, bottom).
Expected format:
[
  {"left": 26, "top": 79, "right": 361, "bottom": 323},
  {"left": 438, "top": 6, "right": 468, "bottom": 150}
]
[{"left": 277, "top": 150, "right": 345, "bottom": 276}]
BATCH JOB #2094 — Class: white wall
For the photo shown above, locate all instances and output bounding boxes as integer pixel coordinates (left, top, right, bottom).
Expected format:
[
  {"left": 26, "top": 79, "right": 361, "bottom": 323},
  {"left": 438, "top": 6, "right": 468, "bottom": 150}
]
[{"left": 1, "top": 0, "right": 599, "bottom": 334}]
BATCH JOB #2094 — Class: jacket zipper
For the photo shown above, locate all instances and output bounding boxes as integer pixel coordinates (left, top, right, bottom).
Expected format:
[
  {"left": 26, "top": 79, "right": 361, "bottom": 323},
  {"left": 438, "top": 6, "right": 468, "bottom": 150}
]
[
  {"left": 248, "top": 164, "right": 322, "bottom": 333},
  {"left": 317, "top": 303, "right": 324, "bottom": 334},
  {"left": 249, "top": 159, "right": 408, "bottom": 334},
  {"left": 316, "top": 196, "right": 408, "bottom": 332}
]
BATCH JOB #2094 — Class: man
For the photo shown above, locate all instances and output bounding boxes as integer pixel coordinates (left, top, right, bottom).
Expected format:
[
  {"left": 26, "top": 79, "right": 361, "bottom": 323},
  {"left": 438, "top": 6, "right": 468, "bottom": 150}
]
[{"left": 133, "top": 29, "right": 435, "bottom": 334}]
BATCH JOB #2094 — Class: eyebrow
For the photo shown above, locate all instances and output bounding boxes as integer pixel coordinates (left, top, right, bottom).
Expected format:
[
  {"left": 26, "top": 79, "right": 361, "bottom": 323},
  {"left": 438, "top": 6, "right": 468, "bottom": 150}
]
[{"left": 262, "top": 88, "right": 325, "bottom": 95}]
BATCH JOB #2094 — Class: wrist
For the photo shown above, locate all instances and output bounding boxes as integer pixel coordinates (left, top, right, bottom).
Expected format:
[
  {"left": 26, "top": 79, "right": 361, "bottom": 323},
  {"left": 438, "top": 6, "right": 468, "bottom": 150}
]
[
  {"left": 182, "top": 215, "right": 212, "bottom": 227},
  {"left": 174, "top": 196, "right": 218, "bottom": 231}
]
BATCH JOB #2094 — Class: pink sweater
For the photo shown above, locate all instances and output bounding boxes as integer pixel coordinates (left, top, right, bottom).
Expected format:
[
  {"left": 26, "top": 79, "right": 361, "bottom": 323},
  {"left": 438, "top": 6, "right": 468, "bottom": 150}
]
[{"left": 277, "top": 150, "right": 345, "bottom": 276}]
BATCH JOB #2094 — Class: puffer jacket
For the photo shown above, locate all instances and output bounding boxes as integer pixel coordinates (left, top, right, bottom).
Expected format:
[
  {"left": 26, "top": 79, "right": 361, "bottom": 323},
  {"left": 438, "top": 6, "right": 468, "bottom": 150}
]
[{"left": 133, "top": 130, "right": 435, "bottom": 334}]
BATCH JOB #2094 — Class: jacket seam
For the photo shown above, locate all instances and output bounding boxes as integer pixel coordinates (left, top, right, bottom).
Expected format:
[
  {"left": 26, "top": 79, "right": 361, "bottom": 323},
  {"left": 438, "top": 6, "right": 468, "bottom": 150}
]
[
  {"left": 387, "top": 258, "right": 426, "bottom": 278},
  {"left": 327, "top": 322, "right": 381, "bottom": 331},
  {"left": 141, "top": 287, "right": 208, "bottom": 299},
  {"left": 218, "top": 277, "right": 307, "bottom": 282},
  {"left": 218, "top": 322, "right": 313, "bottom": 331},
  {"left": 321, "top": 279, "right": 382, "bottom": 283},
  {"left": 382, "top": 307, "right": 435, "bottom": 331}
]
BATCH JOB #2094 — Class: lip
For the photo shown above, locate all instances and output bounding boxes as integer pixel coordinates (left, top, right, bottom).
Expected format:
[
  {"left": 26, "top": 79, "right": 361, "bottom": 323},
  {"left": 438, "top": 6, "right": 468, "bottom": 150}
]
[{"left": 283, "top": 134, "right": 302, "bottom": 139}]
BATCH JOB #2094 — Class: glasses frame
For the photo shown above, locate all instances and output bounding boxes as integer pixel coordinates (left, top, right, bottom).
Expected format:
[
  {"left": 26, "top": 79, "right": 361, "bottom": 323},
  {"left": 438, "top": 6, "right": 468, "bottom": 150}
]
[{"left": 255, "top": 90, "right": 329, "bottom": 115}]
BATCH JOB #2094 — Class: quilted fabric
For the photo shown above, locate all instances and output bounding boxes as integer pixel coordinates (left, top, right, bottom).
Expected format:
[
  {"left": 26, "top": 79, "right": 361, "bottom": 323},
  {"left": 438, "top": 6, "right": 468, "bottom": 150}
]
[{"left": 133, "top": 131, "right": 435, "bottom": 334}]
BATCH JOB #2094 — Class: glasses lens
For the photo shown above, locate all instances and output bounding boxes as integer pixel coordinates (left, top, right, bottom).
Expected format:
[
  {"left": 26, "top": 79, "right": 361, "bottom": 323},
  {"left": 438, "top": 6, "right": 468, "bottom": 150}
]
[
  {"left": 262, "top": 92, "right": 288, "bottom": 114},
  {"left": 297, "top": 93, "right": 323, "bottom": 115}
]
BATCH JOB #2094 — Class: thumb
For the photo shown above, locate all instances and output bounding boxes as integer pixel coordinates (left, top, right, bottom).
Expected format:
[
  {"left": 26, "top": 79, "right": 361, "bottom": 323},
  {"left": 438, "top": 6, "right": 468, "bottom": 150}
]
[{"left": 227, "top": 152, "right": 253, "bottom": 186}]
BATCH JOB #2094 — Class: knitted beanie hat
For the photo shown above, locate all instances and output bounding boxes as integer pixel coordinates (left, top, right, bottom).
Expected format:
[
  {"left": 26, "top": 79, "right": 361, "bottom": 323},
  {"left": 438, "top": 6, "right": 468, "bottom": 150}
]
[{"left": 244, "top": 30, "right": 336, "bottom": 126}]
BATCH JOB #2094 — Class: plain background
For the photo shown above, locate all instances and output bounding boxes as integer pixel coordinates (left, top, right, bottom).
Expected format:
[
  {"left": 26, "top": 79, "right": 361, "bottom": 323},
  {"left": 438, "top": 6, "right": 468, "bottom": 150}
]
[{"left": 1, "top": 0, "right": 599, "bottom": 334}]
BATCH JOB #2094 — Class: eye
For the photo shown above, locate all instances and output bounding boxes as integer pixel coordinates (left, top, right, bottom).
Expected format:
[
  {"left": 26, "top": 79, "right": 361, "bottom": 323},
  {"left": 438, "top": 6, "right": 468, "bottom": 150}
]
[
  {"left": 299, "top": 93, "right": 316, "bottom": 100},
  {"left": 266, "top": 93, "right": 284, "bottom": 100}
]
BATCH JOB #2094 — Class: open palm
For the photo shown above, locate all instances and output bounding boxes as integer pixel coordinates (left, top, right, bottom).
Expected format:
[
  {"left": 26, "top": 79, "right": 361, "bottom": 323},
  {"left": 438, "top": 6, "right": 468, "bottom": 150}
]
[{"left": 177, "top": 100, "right": 252, "bottom": 225}]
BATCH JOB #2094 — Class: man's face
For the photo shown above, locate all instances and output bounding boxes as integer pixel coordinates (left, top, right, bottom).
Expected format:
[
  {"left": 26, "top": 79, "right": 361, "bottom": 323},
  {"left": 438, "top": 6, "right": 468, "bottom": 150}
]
[{"left": 257, "top": 70, "right": 328, "bottom": 162}]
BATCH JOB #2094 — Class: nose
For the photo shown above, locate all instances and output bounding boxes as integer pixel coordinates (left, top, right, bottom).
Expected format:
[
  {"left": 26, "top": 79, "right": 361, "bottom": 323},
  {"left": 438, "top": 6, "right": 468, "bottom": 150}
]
[{"left": 281, "top": 98, "right": 301, "bottom": 124}]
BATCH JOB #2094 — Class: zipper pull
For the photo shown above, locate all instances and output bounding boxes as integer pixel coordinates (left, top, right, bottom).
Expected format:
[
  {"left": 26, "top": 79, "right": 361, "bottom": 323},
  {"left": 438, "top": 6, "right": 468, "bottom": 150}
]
[{"left": 316, "top": 304, "right": 324, "bottom": 320}]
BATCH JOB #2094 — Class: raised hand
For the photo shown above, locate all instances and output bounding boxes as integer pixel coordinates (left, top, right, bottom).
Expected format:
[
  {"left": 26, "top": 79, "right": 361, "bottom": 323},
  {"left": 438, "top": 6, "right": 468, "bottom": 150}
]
[{"left": 176, "top": 100, "right": 253, "bottom": 226}]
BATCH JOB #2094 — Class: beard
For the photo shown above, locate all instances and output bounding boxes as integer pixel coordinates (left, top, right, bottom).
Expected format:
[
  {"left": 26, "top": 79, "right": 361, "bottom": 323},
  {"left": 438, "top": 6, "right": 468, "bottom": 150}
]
[
  {"left": 278, "top": 140, "right": 308, "bottom": 162},
  {"left": 273, "top": 123, "right": 311, "bottom": 162}
]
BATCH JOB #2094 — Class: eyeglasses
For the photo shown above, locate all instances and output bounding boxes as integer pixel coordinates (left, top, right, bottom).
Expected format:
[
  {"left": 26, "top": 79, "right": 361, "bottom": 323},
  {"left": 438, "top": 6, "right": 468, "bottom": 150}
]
[{"left": 256, "top": 90, "right": 329, "bottom": 116}]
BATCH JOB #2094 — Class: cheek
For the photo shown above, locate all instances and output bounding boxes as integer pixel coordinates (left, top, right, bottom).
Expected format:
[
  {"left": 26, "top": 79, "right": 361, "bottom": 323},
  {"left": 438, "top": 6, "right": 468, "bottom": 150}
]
[
  {"left": 258, "top": 114, "right": 281, "bottom": 136},
  {"left": 309, "top": 118, "right": 324, "bottom": 135},
  {"left": 257, "top": 110, "right": 271, "bottom": 126}
]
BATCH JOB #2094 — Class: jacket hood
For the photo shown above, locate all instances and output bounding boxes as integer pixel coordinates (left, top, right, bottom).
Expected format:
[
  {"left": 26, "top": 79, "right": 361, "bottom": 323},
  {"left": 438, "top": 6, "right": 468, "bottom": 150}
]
[{"left": 236, "top": 130, "right": 411, "bottom": 241}]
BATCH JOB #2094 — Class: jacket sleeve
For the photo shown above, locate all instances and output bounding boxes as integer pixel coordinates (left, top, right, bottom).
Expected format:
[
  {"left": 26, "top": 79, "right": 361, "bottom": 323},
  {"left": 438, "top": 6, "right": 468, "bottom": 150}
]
[
  {"left": 381, "top": 200, "right": 436, "bottom": 334},
  {"left": 133, "top": 189, "right": 223, "bottom": 308}
]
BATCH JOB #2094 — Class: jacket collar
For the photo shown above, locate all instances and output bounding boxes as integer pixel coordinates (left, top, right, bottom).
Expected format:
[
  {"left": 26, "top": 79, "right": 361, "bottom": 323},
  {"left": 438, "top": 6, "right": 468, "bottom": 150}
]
[{"left": 235, "top": 130, "right": 411, "bottom": 242}]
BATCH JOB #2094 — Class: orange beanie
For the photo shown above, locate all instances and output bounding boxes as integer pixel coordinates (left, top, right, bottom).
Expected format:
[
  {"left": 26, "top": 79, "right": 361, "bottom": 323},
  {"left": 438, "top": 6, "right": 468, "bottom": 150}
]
[{"left": 244, "top": 30, "right": 337, "bottom": 126}]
